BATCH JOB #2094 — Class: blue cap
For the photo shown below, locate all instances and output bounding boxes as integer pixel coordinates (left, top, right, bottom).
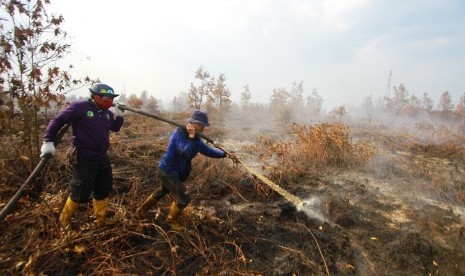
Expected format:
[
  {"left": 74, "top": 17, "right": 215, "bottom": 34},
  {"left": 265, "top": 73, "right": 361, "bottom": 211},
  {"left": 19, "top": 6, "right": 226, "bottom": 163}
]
[
  {"left": 89, "top": 83, "right": 119, "bottom": 97},
  {"left": 187, "top": 110, "right": 210, "bottom": 126}
]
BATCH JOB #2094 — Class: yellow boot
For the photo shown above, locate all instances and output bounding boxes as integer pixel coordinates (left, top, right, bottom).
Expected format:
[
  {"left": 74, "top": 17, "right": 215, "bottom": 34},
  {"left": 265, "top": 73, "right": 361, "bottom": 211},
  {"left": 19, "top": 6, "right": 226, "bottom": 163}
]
[
  {"left": 136, "top": 193, "right": 157, "bottom": 215},
  {"left": 165, "top": 201, "right": 183, "bottom": 224},
  {"left": 59, "top": 197, "right": 79, "bottom": 229},
  {"left": 93, "top": 197, "right": 109, "bottom": 227}
]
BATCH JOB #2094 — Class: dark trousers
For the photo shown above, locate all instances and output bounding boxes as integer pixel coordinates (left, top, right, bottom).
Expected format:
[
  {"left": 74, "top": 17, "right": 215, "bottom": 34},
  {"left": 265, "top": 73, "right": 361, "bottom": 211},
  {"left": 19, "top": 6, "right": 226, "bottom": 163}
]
[
  {"left": 69, "top": 156, "right": 113, "bottom": 203},
  {"left": 153, "top": 168, "right": 190, "bottom": 209}
]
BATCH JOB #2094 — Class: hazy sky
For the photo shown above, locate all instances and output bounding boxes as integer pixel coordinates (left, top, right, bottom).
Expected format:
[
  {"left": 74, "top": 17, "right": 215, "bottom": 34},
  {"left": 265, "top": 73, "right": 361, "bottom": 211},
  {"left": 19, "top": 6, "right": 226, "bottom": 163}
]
[{"left": 49, "top": 0, "right": 465, "bottom": 109}]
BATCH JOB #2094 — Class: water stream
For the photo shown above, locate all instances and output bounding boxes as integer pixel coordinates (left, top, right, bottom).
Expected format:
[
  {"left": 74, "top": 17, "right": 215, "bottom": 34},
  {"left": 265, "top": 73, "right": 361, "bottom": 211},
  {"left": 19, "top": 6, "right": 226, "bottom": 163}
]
[{"left": 239, "top": 161, "right": 303, "bottom": 207}]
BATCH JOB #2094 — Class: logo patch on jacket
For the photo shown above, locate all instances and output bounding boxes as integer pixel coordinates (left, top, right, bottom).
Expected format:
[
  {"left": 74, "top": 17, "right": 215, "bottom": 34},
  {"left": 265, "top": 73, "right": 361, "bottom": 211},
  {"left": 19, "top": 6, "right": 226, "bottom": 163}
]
[
  {"left": 87, "top": 111, "right": 94, "bottom": 118},
  {"left": 106, "top": 114, "right": 110, "bottom": 120}
]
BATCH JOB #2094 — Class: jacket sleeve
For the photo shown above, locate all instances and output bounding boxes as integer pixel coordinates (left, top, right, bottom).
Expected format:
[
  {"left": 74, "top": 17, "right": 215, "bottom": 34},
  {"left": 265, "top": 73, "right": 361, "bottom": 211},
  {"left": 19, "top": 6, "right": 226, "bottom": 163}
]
[
  {"left": 175, "top": 129, "right": 196, "bottom": 158},
  {"left": 198, "top": 140, "right": 227, "bottom": 158},
  {"left": 43, "top": 103, "right": 78, "bottom": 142}
]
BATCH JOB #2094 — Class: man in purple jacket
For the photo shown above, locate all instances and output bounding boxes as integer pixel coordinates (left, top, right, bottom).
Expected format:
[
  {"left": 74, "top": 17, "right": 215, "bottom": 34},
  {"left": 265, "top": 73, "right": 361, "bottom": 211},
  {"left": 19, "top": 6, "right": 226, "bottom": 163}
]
[
  {"left": 40, "top": 83, "right": 125, "bottom": 228},
  {"left": 136, "top": 110, "right": 234, "bottom": 225}
]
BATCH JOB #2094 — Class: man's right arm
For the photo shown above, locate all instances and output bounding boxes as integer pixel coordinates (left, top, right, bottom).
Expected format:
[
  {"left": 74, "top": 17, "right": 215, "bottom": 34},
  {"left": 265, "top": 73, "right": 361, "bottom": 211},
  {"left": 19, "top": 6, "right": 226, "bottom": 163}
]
[
  {"left": 44, "top": 103, "right": 76, "bottom": 142},
  {"left": 40, "top": 103, "right": 76, "bottom": 158}
]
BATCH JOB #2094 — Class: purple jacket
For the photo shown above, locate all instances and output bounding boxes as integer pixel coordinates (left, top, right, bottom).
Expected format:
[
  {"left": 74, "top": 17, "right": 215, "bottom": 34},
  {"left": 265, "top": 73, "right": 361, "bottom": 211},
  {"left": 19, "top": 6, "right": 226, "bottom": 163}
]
[
  {"left": 44, "top": 99, "right": 124, "bottom": 160},
  {"left": 159, "top": 127, "right": 226, "bottom": 181}
]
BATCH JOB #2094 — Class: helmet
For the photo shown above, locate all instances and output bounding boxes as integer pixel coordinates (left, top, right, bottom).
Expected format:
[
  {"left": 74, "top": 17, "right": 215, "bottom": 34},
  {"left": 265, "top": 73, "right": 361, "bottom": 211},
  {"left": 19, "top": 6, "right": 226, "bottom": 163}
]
[
  {"left": 89, "top": 83, "right": 119, "bottom": 98},
  {"left": 187, "top": 110, "right": 210, "bottom": 126}
]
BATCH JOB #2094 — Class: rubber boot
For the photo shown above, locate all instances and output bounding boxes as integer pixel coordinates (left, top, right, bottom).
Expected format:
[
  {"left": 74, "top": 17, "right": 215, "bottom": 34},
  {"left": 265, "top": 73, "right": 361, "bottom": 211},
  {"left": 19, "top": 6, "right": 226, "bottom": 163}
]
[
  {"left": 136, "top": 192, "right": 158, "bottom": 216},
  {"left": 165, "top": 201, "right": 183, "bottom": 225},
  {"left": 59, "top": 197, "right": 79, "bottom": 229},
  {"left": 93, "top": 197, "right": 109, "bottom": 227}
]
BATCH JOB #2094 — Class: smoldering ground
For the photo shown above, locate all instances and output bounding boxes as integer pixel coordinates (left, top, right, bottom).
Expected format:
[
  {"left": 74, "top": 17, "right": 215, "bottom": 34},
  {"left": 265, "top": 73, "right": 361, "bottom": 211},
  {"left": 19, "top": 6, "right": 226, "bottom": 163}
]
[{"left": 1, "top": 90, "right": 465, "bottom": 275}]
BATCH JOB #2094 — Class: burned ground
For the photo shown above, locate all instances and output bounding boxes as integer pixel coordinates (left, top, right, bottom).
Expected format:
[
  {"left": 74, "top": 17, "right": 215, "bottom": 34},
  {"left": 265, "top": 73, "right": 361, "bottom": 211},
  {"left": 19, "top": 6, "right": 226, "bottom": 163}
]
[{"left": 1, "top": 114, "right": 464, "bottom": 275}]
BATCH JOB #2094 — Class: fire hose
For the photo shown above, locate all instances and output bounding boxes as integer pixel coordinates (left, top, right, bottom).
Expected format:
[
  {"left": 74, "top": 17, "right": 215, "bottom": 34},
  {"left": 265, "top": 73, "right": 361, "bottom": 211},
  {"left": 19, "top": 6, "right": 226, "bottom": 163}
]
[
  {"left": 0, "top": 124, "right": 71, "bottom": 221},
  {"left": 115, "top": 104, "right": 303, "bottom": 208},
  {"left": 0, "top": 105, "right": 304, "bottom": 222}
]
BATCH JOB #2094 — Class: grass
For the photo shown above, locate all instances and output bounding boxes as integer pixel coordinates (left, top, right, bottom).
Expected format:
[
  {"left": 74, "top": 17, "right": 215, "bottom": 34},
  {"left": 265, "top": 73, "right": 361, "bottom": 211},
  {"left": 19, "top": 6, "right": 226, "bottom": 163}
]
[{"left": 1, "top": 112, "right": 465, "bottom": 274}]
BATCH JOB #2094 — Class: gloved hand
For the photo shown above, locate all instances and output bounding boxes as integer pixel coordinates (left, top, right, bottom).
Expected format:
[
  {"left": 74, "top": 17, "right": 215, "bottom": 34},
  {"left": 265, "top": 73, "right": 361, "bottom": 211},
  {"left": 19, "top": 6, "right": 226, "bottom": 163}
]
[
  {"left": 40, "top": 142, "right": 56, "bottom": 158},
  {"left": 227, "top": 151, "right": 236, "bottom": 159},
  {"left": 113, "top": 102, "right": 125, "bottom": 117},
  {"left": 226, "top": 151, "right": 239, "bottom": 164}
]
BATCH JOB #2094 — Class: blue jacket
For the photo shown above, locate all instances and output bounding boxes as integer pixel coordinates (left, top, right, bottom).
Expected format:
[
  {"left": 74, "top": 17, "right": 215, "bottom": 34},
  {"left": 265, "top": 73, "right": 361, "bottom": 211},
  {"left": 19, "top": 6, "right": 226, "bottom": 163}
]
[
  {"left": 159, "top": 127, "right": 226, "bottom": 181},
  {"left": 44, "top": 99, "right": 124, "bottom": 160}
]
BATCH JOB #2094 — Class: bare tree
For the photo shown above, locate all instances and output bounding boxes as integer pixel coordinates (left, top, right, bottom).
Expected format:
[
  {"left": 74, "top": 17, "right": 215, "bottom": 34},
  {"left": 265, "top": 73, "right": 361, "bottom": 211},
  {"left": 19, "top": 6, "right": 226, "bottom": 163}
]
[
  {"left": 270, "top": 87, "right": 292, "bottom": 125},
  {"left": 209, "top": 73, "right": 231, "bottom": 121},
  {"left": 128, "top": 93, "right": 142, "bottom": 109},
  {"left": 187, "top": 66, "right": 213, "bottom": 110},
  {"left": 329, "top": 105, "right": 346, "bottom": 121},
  {"left": 187, "top": 82, "right": 201, "bottom": 109},
  {"left": 405, "top": 95, "right": 421, "bottom": 116},
  {"left": 455, "top": 92, "right": 465, "bottom": 117},
  {"left": 422, "top": 92, "right": 434, "bottom": 113},
  {"left": 386, "top": 83, "right": 410, "bottom": 114},
  {"left": 306, "top": 87, "right": 323, "bottom": 116},
  {"left": 437, "top": 91, "right": 454, "bottom": 113},
  {"left": 240, "top": 84, "right": 251, "bottom": 109},
  {"left": 290, "top": 81, "right": 304, "bottom": 109},
  {"left": 146, "top": 95, "right": 159, "bottom": 113},
  {"left": 362, "top": 95, "right": 373, "bottom": 124},
  {"left": 139, "top": 90, "right": 148, "bottom": 107},
  {"left": 0, "top": 0, "right": 93, "bottom": 168},
  {"left": 172, "top": 92, "right": 188, "bottom": 113}
]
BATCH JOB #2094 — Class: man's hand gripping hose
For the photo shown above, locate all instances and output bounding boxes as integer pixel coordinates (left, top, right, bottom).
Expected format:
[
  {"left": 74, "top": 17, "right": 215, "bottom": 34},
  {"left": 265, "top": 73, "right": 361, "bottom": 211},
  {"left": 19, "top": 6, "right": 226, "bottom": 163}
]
[{"left": 212, "top": 141, "right": 240, "bottom": 165}]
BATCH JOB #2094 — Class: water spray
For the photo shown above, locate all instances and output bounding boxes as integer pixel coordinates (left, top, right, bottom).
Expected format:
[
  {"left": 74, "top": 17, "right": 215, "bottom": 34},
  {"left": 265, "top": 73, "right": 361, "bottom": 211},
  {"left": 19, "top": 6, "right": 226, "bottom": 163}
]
[{"left": 113, "top": 104, "right": 316, "bottom": 213}]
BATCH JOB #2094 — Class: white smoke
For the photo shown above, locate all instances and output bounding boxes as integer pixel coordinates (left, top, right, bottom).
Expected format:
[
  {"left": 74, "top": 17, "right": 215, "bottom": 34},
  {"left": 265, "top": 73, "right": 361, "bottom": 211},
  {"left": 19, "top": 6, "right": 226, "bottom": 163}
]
[{"left": 297, "top": 196, "right": 328, "bottom": 223}]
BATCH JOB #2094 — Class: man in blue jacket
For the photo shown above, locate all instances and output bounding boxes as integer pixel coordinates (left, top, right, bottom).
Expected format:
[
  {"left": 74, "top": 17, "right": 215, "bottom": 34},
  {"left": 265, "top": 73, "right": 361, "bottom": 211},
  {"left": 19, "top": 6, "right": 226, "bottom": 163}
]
[
  {"left": 137, "top": 110, "right": 233, "bottom": 224},
  {"left": 40, "top": 83, "right": 125, "bottom": 228}
]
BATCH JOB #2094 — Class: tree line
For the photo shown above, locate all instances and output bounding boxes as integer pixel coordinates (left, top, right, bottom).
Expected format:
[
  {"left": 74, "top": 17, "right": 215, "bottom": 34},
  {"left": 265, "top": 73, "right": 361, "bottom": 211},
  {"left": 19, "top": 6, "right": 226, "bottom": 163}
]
[{"left": 1, "top": 0, "right": 464, "bottom": 172}]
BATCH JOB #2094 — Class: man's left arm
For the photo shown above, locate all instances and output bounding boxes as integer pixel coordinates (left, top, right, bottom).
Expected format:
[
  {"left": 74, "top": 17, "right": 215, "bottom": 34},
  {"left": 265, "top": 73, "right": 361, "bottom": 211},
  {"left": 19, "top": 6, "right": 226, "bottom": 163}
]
[{"left": 198, "top": 141, "right": 227, "bottom": 158}]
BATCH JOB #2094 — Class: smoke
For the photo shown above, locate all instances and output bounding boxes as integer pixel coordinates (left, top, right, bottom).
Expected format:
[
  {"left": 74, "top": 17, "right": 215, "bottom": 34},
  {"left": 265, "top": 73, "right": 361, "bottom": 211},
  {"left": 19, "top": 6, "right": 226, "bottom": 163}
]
[
  {"left": 346, "top": 99, "right": 465, "bottom": 145},
  {"left": 297, "top": 196, "right": 328, "bottom": 223}
]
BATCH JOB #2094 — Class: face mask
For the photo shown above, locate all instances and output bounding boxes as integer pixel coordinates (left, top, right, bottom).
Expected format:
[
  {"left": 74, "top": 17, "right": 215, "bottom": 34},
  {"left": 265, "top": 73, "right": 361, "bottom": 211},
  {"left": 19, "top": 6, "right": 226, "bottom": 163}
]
[{"left": 94, "top": 96, "right": 113, "bottom": 110}]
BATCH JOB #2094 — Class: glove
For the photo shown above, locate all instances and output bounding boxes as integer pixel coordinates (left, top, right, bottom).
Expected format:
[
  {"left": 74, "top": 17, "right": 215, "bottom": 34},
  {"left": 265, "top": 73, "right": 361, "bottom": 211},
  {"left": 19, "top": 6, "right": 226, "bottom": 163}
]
[
  {"left": 113, "top": 102, "right": 125, "bottom": 117},
  {"left": 227, "top": 151, "right": 237, "bottom": 159},
  {"left": 225, "top": 151, "right": 239, "bottom": 164},
  {"left": 40, "top": 142, "right": 56, "bottom": 158}
]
